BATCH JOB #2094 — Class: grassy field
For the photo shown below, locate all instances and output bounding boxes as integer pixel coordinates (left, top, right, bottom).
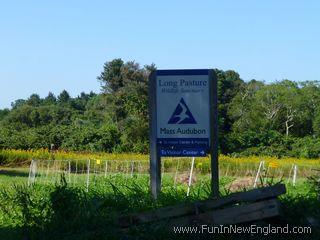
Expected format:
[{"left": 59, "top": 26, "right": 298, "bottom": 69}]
[
  {"left": 0, "top": 165, "right": 319, "bottom": 240},
  {"left": 0, "top": 149, "right": 319, "bottom": 239},
  {"left": 0, "top": 168, "right": 29, "bottom": 186}
]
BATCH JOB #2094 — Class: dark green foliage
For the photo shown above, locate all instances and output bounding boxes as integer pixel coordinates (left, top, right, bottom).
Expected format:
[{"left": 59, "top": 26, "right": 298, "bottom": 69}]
[
  {"left": 1, "top": 59, "right": 320, "bottom": 157},
  {"left": 0, "top": 108, "right": 9, "bottom": 121},
  {"left": 291, "top": 137, "right": 320, "bottom": 159},
  {"left": 0, "top": 184, "right": 52, "bottom": 239},
  {"left": 57, "top": 90, "right": 71, "bottom": 105},
  {"left": 61, "top": 124, "right": 121, "bottom": 152},
  {"left": 216, "top": 69, "right": 245, "bottom": 153},
  {"left": 97, "top": 58, "right": 124, "bottom": 93},
  {"left": 0, "top": 59, "right": 153, "bottom": 153},
  {"left": 27, "top": 94, "right": 42, "bottom": 107}
]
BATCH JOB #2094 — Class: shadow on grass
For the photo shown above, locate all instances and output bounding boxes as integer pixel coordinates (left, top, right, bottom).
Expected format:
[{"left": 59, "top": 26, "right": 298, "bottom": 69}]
[{"left": 0, "top": 169, "right": 29, "bottom": 178}]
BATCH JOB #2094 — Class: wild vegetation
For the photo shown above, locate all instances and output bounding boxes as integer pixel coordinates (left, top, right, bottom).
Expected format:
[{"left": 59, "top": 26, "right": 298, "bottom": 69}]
[
  {"left": 1, "top": 59, "right": 320, "bottom": 158},
  {"left": 1, "top": 149, "right": 319, "bottom": 180},
  {"left": 0, "top": 171, "right": 319, "bottom": 240}
]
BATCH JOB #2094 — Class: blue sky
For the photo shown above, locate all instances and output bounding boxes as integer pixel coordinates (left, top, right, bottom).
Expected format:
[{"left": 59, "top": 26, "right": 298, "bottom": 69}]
[{"left": 1, "top": 0, "right": 320, "bottom": 109}]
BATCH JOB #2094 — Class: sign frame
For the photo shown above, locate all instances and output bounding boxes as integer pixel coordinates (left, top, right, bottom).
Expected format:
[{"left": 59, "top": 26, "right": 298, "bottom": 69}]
[{"left": 149, "top": 69, "right": 218, "bottom": 199}]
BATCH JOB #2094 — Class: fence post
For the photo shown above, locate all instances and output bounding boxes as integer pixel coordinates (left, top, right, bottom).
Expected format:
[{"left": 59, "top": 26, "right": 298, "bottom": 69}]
[
  {"left": 74, "top": 160, "right": 78, "bottom": 185},
  {"left": 86, "top": 159, "right": 90, "bottom": 192},
  {"left": 131, "top": 161, "right": 134, "bottom": 177},
  {"left": 68, "top": 160, "right": 71, "bottom": 184},
  {"left": 28, "top": 159, "right": 37, "bottom": 186},
  {"left": 104, "top": 160, "right": 108, "bottom": 177},
  {"left": 125, "top": 161, "right": 129, "bottom": 181},
  {"left": 225, "top": 164, "right": 230, "bottom": 177},
  {"left": 174, "top": 159, "right": 180, "bottom": 188},
  {"left": 254, "top": 161, "right": 264, "bottom": 188},
  {"left": 187, "top": 157, "right": 195, "bottom": 196},
  {"left": 287, "top": 164, "right": 294, "bottom": 184},
  {"left": 45, "top": 160, "right": 50, "bottom": 183},
  {"left": 161, "top": 160, "right": 165, "bottom": 179},
  {"left": 293, "top": 164, "right": 298, "bottom": 187}
]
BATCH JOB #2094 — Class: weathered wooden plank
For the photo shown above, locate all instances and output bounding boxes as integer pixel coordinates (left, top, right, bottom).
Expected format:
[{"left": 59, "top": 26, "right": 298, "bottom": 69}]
[
  {"left": 168, "top": 199, "right": 280, "bottom": 227},
  {"left": 213, "top": 198, "right": 280, "bottom": 225},
  {"left": 119, "top": 184, "right": 285, "bottom": 227}
]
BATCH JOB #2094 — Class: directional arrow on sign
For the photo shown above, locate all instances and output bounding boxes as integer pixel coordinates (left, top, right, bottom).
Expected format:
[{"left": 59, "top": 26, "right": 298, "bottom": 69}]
[{"left": 159, "top": 148, "right": 208, "bottom": 157}]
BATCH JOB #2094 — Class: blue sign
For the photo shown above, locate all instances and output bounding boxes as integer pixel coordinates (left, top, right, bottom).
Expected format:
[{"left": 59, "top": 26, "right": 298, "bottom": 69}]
[
  {"left": 160, "top": 148, "right": 208, "bottom": 157},
  {"left": 157, "top": 138, "right": 209, "bottom": 147},
  {"left": 155, "top": 69, "right": 211, "bottom": 156},
  {"left": 156, "top": 70, "right": 210, "bottom": 143}
]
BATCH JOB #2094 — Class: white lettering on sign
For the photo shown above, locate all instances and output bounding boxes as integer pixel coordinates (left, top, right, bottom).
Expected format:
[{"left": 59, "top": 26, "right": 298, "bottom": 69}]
[
  {"left": 158, "top": 79, "right": 207, "bottom": 88},
  {"left": 160, "top": 128, "right": 206, "bottom": 135}
]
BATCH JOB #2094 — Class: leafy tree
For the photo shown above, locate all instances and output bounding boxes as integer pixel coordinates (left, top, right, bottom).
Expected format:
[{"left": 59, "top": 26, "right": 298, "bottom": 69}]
[
  {"left": 96, "top": 59, "right": 152, "bottom": 152},
  {"left": 97, "top": 58, "right": 124, "bottom": 93},
  {"left": 4, "top": 105, "right": 34, "bottom": 129},
  {"left": 49, "top": 106, "right": 74, "bottom": 125},
  {"left": 313, "top": 107, "right": 320, "bottom": 137},
  {"left": 215, "top": 69, "right": 245, "bottom": 153},
  {"left": 44, "top": 92, "right": 56, "bottom": 105},
  {"left": 300, "top": 81, "right": 320, "bottom": 135},
  {"left": 27, "top": 94, "right": 42, "bottom": 107},
  {"left": 57, "top": 90, "right": 71, "bottom": 104},
  {"left": 230, "top": 79, "right": 265, "bottom": 133},
  {"left": 11, "top": 99, "right": 26, "bottom": 109},
  {"left": 0, "top": 109, "right": 10, "bottom": 121},
  {"left": 276, "top": 80, "right": 302, "bottom": 136},
  {"left": 84, "top": 94, "right": 114, "bottom": 125}
]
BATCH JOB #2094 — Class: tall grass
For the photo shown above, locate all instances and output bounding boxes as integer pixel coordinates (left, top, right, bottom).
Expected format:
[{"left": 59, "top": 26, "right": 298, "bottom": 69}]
[
  {"left": 0, "top": 148, "right": 148, "bottom": 165},
  {"left": 0, "top": 173, "right": 319, "bottom": 240},
  {"left": 1, "top": 148, "right": 319, "bottom": 178}
]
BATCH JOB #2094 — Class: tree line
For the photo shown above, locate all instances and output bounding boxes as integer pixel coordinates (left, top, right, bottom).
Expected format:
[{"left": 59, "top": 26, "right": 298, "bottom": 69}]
[{"left": 0, "top": 58, "right": 320, "bottom": 158}]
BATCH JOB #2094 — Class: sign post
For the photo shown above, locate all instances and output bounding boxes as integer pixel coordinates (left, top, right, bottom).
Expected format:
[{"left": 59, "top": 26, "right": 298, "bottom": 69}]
[{"left": 149, "top": 69, "right": 218, "bottom": 199}]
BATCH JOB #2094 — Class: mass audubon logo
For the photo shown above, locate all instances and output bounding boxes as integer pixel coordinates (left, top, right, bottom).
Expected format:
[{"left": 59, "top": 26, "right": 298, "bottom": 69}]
[{"left": 168, "top": 98, "right": 197, "bottom": 124}]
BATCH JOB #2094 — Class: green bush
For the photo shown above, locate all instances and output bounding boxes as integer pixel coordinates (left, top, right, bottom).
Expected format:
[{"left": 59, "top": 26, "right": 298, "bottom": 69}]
[{"left": 291, "top": 137, "right": 320, "bottom": 158}]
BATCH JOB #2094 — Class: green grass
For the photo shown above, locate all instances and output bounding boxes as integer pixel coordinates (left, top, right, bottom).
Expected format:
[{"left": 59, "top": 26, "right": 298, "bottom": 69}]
[
  {"left": 0, "top": 168, "right": 319, "bottom": 240},
  {"left": 0, "top": 168, "right": 30, "bottom": 186}
]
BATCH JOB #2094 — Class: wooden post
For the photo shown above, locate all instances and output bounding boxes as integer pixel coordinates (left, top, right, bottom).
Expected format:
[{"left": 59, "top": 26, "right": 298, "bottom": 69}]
[
  {"left": 149, "top": 71, "right": 161, "bottom": 199},
  {"left": 209, "top": 69, "right": 219, "bottom": 198}
]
